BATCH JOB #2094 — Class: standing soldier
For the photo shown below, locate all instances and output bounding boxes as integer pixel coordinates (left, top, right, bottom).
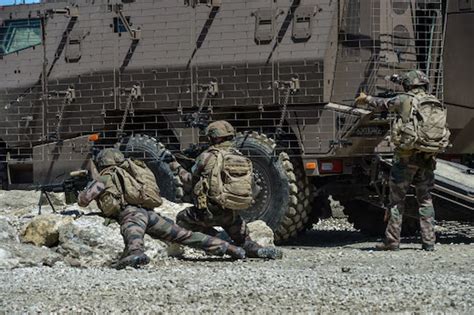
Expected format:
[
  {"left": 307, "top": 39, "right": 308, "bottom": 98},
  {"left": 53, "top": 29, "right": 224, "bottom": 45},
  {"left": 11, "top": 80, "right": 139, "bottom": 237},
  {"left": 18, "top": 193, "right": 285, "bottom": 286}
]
[
  {"left": 355, "top": 70, "right": 450, "bottom": 251},
  {"left": 78, "top": 148, "right": 246, "bottom": 270},
  {"left": 171, "top": 121, "right": 283, "bottom": 259}
]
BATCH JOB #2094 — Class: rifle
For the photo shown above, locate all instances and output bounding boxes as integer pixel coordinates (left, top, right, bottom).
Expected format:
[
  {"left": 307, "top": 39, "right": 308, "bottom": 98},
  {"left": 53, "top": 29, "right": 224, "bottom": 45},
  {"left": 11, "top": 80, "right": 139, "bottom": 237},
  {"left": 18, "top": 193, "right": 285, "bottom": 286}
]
[{"left": 36, "top": 170, "right": 91, "bottom": 214}]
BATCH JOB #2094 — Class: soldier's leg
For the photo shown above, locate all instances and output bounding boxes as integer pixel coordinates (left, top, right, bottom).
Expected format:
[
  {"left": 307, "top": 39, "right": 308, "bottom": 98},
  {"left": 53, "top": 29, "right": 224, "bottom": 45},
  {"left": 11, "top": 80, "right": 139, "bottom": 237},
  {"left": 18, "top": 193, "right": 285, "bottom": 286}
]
[
  {"left": 223, "top": 213, "right": 282, "bottom": 259},
  {"left": 113, "top": 206, "right": 151, "bottom": 269},
  {"left": 414, "top": 165, "right": 436, "bottom": 250},
  {"left": 118, "top": 206, "right": 149, "bottom": 254},
  {"left": 221, "top": 212, "right": 248, "bottom": 246},
  {"left": 379, "top": 160, "right": 416, "bottom": 249},
  {"left": 146, "top": 210, "right": 245, "bottom": 259},
  {"left": 176, "top": 206, "right": 220, "bottom": 236}
]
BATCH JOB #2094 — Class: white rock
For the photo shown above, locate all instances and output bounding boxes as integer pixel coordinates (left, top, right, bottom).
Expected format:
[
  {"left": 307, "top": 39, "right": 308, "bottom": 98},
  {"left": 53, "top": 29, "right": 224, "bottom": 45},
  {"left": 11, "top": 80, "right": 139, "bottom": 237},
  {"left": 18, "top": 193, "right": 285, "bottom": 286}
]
[
  {"left": 0, "top": 219, "right": 19, "bottom": 242},
  {"left": 0, "top": 247, "right": 12, "bottom": 259},
  {"left": 248, "top": 220, "right": 274, "bottom": 247},
  {"left": 154, "top": 199, "right": 191, "bottom": 222},
  {"left": 57, "top": 215, "right": 168, "bottom": 267},
  {"left": 0, "top": 242, "right": 63, "bottom": 270}
]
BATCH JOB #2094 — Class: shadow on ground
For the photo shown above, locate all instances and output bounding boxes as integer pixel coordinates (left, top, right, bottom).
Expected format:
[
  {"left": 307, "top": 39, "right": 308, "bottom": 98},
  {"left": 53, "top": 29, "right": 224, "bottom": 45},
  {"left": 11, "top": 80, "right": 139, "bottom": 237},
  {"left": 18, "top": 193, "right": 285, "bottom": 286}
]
[{"left": 282, "top": 224, "right": 474, "bottom": 248}]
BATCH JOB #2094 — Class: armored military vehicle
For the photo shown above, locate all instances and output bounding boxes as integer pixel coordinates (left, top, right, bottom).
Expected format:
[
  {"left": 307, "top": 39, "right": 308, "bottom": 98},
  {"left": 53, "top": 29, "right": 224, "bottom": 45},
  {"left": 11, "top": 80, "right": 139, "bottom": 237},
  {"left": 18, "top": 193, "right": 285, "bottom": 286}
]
[{"left": 0, "top": 0, "right": 472, "bottom": 242}]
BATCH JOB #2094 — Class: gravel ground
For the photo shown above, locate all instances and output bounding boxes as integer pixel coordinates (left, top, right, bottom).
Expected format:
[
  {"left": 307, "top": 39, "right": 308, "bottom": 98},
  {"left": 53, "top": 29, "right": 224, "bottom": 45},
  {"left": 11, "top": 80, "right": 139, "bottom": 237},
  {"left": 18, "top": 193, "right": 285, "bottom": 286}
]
[{"left": 1, "top": 218, "right": 473, "bottom": 313}]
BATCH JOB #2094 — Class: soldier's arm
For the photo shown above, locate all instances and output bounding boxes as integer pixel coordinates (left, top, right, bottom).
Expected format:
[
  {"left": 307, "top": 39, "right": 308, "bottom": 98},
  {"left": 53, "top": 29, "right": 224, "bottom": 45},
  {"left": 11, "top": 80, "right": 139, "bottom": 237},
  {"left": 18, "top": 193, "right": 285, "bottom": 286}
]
[
  {"left": 77, "top": 178, "right": 106, "bottom": 207},
  {"left": 365, "top": 95, "right": 404, "bottom": 112},
  {"left": 191, "top": 151, "right": 216, "bottom": 180},
  {"left": 87, "top": 159, "right": 100, "bottom": 181},
  {"left": 169, "top": 161, "right": 192, "bottom": 187}
]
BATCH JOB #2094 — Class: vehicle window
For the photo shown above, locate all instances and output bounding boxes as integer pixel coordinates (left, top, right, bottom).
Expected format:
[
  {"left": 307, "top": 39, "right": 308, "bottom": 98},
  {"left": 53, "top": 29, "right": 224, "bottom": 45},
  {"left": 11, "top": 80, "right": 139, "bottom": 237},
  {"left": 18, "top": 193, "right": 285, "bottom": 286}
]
[{"left": 0, "top": 18, "right": 42, "bottom": 55}]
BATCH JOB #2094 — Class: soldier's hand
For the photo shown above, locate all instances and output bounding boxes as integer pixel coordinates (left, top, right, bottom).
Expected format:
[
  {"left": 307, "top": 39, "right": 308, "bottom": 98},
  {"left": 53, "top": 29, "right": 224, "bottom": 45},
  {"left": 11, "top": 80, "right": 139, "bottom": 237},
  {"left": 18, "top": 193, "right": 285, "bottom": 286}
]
[{"left": 355, "top": 92, "right": 368, "bottom": 105}]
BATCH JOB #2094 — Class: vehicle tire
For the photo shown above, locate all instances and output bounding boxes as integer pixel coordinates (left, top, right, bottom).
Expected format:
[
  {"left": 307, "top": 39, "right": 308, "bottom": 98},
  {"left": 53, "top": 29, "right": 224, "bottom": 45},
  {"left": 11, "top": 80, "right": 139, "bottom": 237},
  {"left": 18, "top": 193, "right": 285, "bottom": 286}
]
[
  {"left": 343, "top": 199, "right": 419, "bottom": 236},
  {"left": 122, "top": 134, "right": 184, "bottom": 202},
  {"left": 235, "top": 132, "right": 311, "bottom": 243}
]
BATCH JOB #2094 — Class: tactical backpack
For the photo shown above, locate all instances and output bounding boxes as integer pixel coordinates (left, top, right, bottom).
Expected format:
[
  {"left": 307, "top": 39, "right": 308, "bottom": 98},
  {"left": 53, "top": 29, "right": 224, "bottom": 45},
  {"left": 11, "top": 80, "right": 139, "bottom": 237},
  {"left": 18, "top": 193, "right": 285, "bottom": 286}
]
[
  {"left": 391, "top": 92, "right": 450, "bottom": 153},
  {"left": 206, "top": 148, "right": 254, "bottom": 211},
  {"left": 98, "top": 159, "right": 162, "bottom": 215}
]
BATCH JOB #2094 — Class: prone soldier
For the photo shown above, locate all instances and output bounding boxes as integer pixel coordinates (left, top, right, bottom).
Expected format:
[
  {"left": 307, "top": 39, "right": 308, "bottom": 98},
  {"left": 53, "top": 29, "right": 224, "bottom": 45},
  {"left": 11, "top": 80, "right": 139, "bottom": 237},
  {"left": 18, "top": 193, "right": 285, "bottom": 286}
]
[
  {"left": 171, "top": 120, "right": 283, "bottom": 259},
  {"left": 78, "top": 148, "right": 246, "bottom": 269},
  {"left": 355, "top": 70, "right": 450, "bottom": 251}
]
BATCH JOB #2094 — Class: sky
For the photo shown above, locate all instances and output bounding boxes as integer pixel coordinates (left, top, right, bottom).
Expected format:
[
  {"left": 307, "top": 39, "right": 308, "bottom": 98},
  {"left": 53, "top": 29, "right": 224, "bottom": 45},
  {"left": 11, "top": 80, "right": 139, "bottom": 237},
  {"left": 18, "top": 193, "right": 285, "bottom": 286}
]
[{"left": 0, "top": 0, "right": 41, "bottom": 5}]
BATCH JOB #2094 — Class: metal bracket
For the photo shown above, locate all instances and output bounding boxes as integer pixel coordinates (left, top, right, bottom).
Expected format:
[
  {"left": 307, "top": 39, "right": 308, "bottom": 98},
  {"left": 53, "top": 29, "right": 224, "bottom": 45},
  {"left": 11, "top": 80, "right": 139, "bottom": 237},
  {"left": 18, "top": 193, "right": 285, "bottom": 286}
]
[
  {"left": 184, "top": 79, "right": 218, "bottom": 129},
  {"left": 45, "top": 87, "right": 76, "bottom": 140},
  {"left": 273, "top": 75, "right": 300, "bottom": 95},
  {"left": 121, "top": 84, "right": 142, "bottom": 101},
  {"left": 118, "top": 84, "right": 141, "bottom": 138},
  {"left": 48, "top": 87, "right": 76, "bottom": 102},
  {"left": 196, "top": 79, "right": 219, "bottom": 97},
  {"left": 109, "top": 4, "right": 141, "bottom": 40}
]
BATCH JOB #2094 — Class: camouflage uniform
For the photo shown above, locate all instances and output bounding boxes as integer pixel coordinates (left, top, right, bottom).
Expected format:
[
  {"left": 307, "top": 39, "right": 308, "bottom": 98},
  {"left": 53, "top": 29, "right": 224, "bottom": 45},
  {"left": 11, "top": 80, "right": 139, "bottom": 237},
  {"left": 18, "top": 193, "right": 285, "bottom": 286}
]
[
  {"left": 174, "top": 121, "right": 282, "bottom": 259},
  {"left": 78, "top": 148, "right": 245, "bottom": 269},
  {"left": 176, "top": 141, "right": 252, "bottom": 244},
  {"left": 358, "top": 70, "right": 437, "bottom": 251}
]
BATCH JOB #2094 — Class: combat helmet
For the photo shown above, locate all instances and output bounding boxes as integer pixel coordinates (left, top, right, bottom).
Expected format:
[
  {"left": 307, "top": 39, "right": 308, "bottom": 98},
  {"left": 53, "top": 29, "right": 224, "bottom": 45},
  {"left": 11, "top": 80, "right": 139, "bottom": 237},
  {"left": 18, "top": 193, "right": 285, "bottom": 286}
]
[
  {"left": 400, "top": 70, "right": 430, "bottom": 91},
  {"left": 205, "top": 120, "right": 235, "bottom": 140},
  {"left": 95, "top": 148, "right": 125, "bottom": 169}
]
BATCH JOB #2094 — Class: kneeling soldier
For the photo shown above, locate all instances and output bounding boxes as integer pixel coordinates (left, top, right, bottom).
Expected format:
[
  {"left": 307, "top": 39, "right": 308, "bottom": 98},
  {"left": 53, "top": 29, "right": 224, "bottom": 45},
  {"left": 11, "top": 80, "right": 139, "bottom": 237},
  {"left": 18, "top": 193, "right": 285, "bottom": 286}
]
[
  {"left": 78, "top": 148, "right": 245, "bottom": 269},
  {"left": 172, "top": 121, "right": 283, "bottom": 259}
]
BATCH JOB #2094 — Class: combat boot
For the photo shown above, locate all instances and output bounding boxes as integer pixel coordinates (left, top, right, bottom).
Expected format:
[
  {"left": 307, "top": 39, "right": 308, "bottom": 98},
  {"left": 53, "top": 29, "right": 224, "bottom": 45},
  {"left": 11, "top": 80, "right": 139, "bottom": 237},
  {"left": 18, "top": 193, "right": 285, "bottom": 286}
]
[
  {"left": 422, "top": 243, "right": 434, "bottom": 251},
  {"left": 254, "top": 247, "right": 283, "bottom": 260},
  {"left": 112, "top": 252, "right": 150, "bottom": 270},
  {"left": 375, "top": 242, "right": 400, "bottom": 251},
  {"left": 243, "top": 240, "right": 283, "bottom": 259},
  {"left": 226, "top": 244, "right": 246, "bottom": 259}
]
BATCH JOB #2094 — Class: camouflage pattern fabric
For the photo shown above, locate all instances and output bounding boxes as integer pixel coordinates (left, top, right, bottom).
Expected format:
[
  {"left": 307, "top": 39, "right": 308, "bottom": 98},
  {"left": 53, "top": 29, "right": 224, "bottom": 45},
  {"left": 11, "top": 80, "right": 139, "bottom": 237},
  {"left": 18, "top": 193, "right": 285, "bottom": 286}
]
[
  {"left": 119, "top": 205, "right": 231, "bottom": 256},
  {"left": 177, "top": 205, "right": 250, "bottom": 245},
  {"left": 77, "top": 179, "right": 106, "bottom": 207},
  {"left": 177, "top": 141, "right": 255, "bottom": 247},
  {"left": 95, "top": 148, "right": 125, "bottom": 169},
  {"left": 364, "top": 83, "right": 438, "bottom": 248},
  {"left": 385, "top": 153, "right": 436, "bottom": 247},
  {"left": 205, "top": 120, "right": 235, "bottom": 139},
  {"left": 400, "top": 70, "right": 430, "bottom": 90},
  {"left": 176, "top": 205, "right": 265, "bottom": 257},
  {"left": 175, "top": 134, "right": 270, "bottom": 257}
]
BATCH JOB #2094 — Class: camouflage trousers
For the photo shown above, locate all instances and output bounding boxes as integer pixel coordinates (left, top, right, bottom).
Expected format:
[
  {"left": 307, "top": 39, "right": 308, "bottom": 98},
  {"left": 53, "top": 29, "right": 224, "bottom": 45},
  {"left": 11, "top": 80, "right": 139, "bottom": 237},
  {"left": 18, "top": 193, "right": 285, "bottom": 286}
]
[
  {"left": 176, "top": 205, "right": 262, "bottom": 255},
  {"left": 118, "top": 206, "right": 231, "bottom": 256},
  {"left": 385, "top": 153, "right": 436, "bottom": 247}
]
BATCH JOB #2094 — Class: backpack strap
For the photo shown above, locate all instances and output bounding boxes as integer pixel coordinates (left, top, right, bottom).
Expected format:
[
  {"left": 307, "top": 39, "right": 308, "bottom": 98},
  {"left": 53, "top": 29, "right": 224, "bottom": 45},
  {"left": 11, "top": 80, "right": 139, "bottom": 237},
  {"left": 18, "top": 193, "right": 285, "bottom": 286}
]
[{"left": 102, "top": 166, "right": 127, "bottom": 208}]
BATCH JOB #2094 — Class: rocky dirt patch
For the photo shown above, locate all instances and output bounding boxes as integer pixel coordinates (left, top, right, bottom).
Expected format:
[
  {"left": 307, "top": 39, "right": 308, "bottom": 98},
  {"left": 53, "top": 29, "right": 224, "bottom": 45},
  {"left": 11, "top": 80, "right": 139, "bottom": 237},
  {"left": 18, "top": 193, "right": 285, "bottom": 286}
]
[{"left": 0, "top": 190, "right": 473, "bottom": 313}]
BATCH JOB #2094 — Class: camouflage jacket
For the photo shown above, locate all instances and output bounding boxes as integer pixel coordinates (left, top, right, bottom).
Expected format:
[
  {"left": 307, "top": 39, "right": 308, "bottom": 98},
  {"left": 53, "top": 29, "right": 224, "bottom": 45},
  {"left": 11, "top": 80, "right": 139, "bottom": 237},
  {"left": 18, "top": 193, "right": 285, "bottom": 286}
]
[{"left": 366, "top": 88, "right": 429, "bottom": 157}]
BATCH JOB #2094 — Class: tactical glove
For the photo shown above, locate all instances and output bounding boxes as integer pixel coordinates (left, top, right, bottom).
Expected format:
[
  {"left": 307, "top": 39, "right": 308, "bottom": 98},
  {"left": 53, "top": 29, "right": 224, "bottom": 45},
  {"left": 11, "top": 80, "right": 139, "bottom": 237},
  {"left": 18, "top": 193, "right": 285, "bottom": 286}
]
[{"left": 355, "top": 92, "right": 368, "bottom": 105}]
